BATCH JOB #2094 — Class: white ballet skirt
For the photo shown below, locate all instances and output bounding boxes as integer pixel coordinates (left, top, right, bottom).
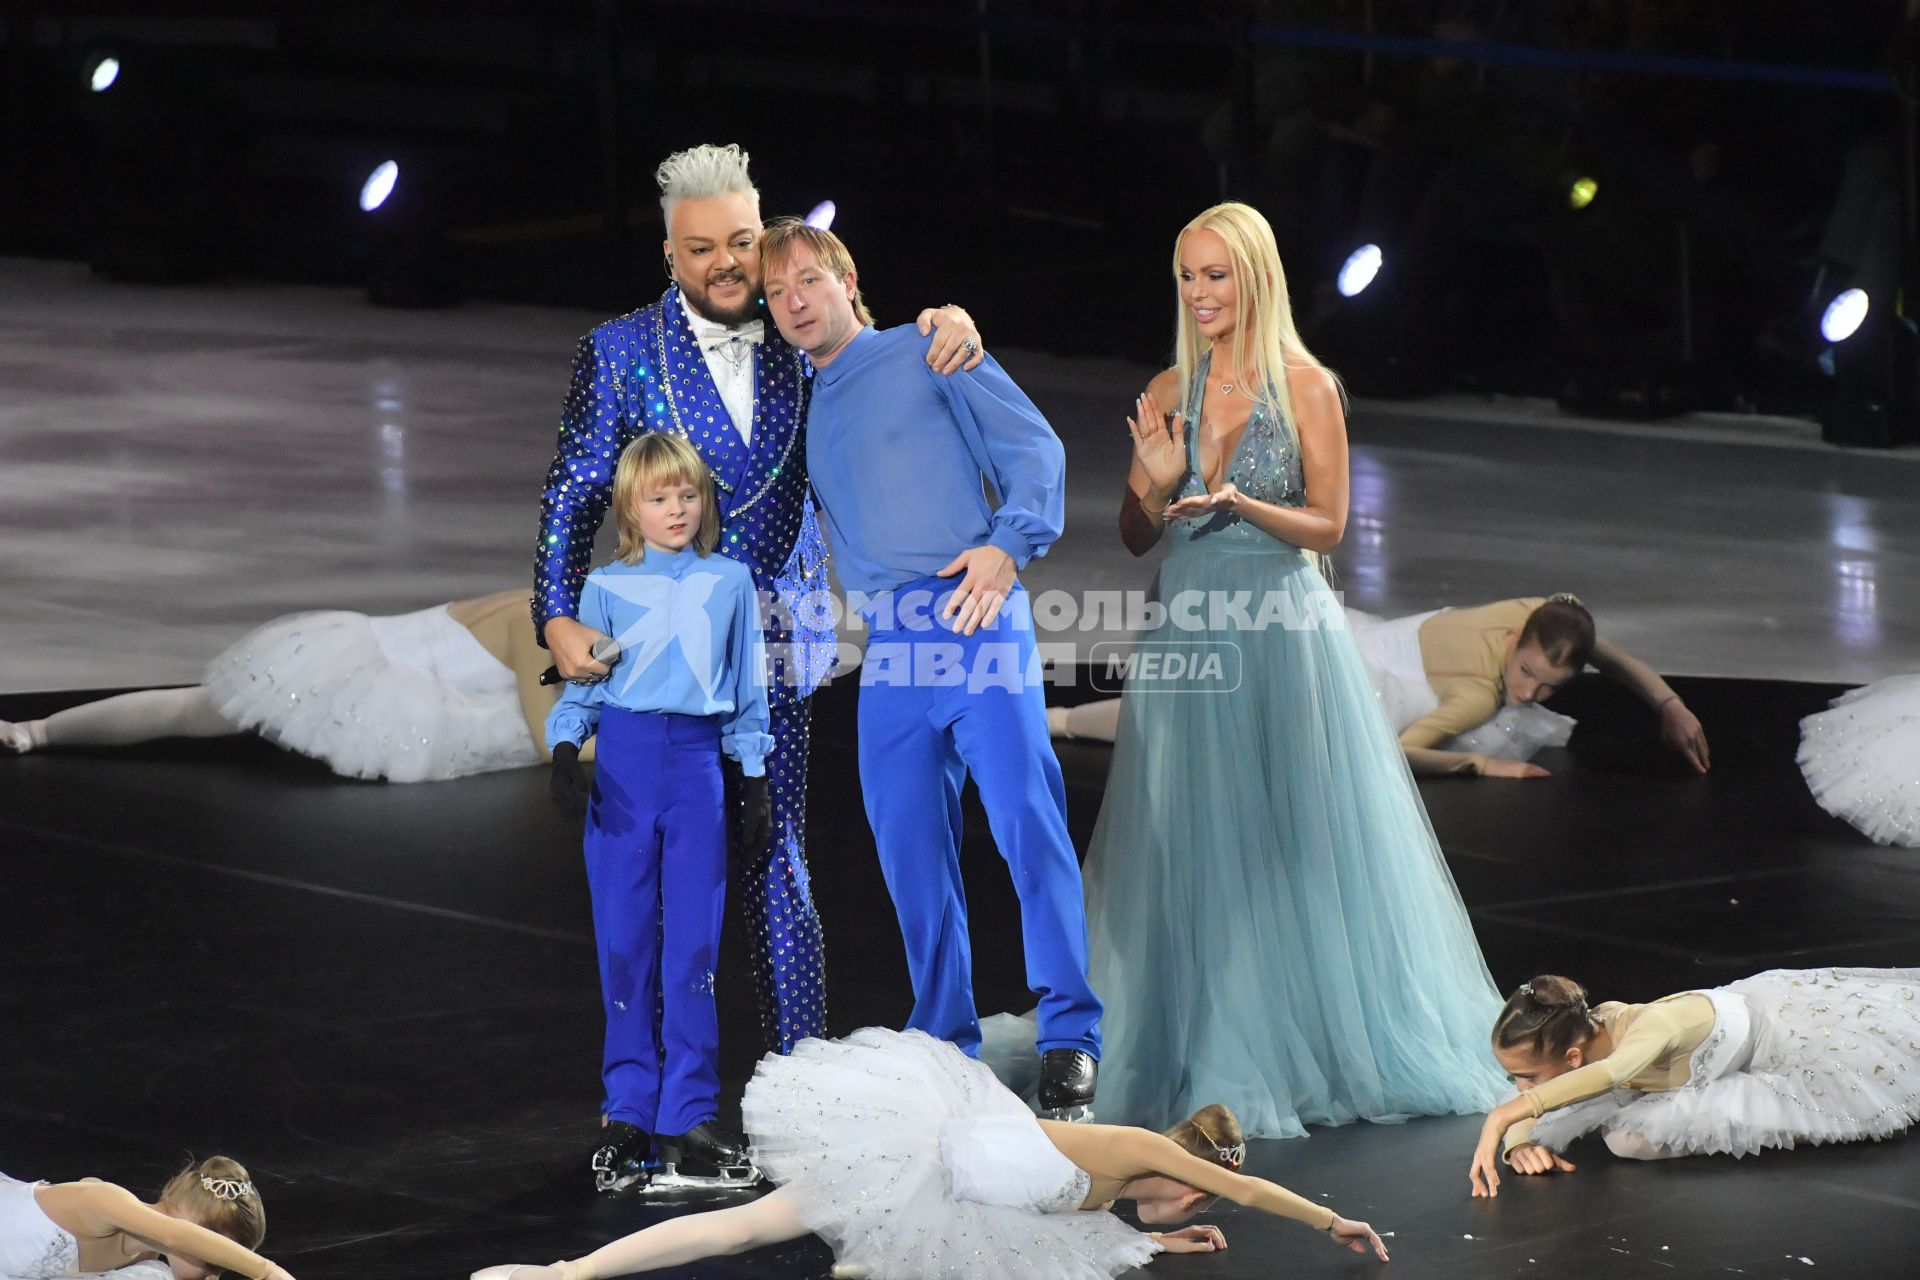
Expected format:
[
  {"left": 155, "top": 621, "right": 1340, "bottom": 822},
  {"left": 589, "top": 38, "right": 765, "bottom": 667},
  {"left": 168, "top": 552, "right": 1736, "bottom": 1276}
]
[
  {"left": 1529, "top": 969, "right": 1920, "bottom": 1158},
  {"left": 741, "top": 1028, "right": 1161, "bottom": 1280},
  {"left": 1347, "top": 607, "right": 1575, "bottom": 762},
  {"left": 1798, "top": 675, "right": 1920, "bottom": 847},
  {"left": 1, "top": 1173, "right": 78, "bottom": 1280},
  {"left": 203, "top": 605, "right": 539, "bottom": 783}
]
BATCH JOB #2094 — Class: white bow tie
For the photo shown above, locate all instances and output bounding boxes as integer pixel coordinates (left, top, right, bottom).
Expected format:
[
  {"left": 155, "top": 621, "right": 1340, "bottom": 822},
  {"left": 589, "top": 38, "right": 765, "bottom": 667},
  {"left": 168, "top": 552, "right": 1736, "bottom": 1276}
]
[{"left": 690, "top": 316, "right": 765, "bottom": 353}]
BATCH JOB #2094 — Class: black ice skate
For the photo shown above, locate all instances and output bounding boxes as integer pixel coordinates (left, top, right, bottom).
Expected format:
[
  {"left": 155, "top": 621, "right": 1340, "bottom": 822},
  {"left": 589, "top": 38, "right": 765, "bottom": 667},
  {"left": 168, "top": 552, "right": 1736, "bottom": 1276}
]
[
  {"left": 651, "top": 1121, "right": 763, "bottom": 1191},
  {"left": 590, "top": 1120, "right": 653, "bottom": 1194},
  {"left": 1037, "top": 1049, "right": 1098, "bottom": 1122}
]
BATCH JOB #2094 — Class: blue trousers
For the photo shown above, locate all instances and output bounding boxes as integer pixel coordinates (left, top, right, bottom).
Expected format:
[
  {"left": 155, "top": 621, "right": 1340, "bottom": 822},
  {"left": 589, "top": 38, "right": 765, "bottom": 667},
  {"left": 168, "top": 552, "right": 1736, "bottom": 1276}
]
[
  {"left": 585, "top": 708, "right": 727, "bottom": 1135},
  {"left": 739, "top": 698, "right": 825, "bottom": 1053},
  {"left": 856, "top": 576, "right": 1102, "bottom": 1058}
]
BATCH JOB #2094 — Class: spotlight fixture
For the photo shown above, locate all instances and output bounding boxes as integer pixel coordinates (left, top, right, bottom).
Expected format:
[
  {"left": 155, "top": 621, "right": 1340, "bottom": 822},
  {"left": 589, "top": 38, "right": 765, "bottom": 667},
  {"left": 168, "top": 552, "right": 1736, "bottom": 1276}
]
[
  {"left": 1820, "top": 288, "right": 1870, "bottom": 344},
  {"left": 1337, "top": 244, "right": 1383, "bottom": 298},
  {"left": 359, "top": 160, "right": 399, "bottom": 213},
  {"left": 805, "top": 200, "right": 837, "bottom": 230},
  {"left": 87, "top": 56, "right": 121, "bottom": 93},
  {"left": 1568, "top": 176, "right": 1598, "bottom": 210}
]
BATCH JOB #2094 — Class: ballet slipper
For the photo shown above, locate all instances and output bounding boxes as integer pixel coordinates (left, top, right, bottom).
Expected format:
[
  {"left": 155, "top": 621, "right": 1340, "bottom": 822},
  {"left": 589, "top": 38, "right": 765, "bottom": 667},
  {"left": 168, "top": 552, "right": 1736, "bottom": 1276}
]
[
  {"left": 471, "top": 1265, "right": 571, "bottom": 1280},
  {"left": 1, "top": 719, "right": 41, "bottom": 754}
]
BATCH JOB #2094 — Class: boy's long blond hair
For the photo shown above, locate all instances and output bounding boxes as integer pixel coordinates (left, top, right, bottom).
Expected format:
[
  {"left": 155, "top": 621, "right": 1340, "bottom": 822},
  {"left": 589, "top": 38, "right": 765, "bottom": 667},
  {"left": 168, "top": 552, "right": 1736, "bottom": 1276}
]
[
  {"left": 1170, "top": 201, "right": 1334, "bottom": 431},
  {"left": 611, "top": 432, "right": 720, "bottom": 562}
]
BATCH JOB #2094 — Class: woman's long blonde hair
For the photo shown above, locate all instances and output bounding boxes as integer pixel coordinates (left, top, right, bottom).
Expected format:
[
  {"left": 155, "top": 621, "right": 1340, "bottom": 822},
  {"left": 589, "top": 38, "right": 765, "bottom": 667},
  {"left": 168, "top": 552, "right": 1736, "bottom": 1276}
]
[{"left": 1170, "top": 201, "right": 1333, "bottom": 431}]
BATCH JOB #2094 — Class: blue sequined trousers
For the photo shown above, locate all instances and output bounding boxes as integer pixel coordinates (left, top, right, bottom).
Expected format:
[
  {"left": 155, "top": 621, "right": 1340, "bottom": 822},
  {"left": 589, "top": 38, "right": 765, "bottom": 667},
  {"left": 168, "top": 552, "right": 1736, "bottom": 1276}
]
[{"left": 534, "top": 287, "right": 832, "bottom": 1052}]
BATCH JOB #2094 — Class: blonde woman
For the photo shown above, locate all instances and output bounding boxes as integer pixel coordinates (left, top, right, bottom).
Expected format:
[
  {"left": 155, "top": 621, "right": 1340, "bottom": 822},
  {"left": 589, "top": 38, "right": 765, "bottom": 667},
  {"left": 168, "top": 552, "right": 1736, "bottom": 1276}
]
[
  {"left": 2, "top": 1156, "right": 294, "bottom": 1279},
  {"left": 1082, "top": 202, "right": 1507, "bottom": 1136}
]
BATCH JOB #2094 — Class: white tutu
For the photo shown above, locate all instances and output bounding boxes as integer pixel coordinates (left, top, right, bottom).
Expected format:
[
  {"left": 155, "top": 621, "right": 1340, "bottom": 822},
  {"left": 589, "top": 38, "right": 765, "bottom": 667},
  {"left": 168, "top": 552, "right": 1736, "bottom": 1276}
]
[
  {"left": 1449, "top": 702, "right": 1576, "bottom": 762},
  {"left": 203, "top": 606, "right": 539, "bottom": 783},
  {"left": 1798, "top": 676, "right": 1920, "bottom": 847},
  {"left": 741, "top": 1028, "right": 1160, "bottom": 1280},
  {"left": 1531, "top": 969, "right": 1920, "bottom": 1159}
]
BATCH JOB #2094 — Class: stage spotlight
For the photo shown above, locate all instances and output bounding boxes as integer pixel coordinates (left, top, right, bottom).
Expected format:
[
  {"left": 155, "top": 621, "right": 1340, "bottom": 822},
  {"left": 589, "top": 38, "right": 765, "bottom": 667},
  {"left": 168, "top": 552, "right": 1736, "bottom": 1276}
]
[
  {"left": 1337, "top": 244, "right": 1383, "bottom": 298},
  {"left": 805, "top": 200, "right": 837, "bottom": 230},
  {"left": 359, "top": 161, "right": 399, "bottom": 213},
  {"left": 1821, "top": 288, "right": 1870, "bottom": 343},
  {"left": 1568, "top": 176, "right": 1598, "bottom": 210},
  {"left": 88, "top": 56, "right": 121, "bottom": 93}
]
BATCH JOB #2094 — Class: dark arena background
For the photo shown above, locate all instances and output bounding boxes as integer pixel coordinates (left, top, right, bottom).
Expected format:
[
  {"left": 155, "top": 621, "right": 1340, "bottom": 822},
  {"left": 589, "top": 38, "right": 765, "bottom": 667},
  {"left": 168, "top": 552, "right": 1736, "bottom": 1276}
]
[{"left": 4, "top": 3, "right": 1920, "bottom": 1279}]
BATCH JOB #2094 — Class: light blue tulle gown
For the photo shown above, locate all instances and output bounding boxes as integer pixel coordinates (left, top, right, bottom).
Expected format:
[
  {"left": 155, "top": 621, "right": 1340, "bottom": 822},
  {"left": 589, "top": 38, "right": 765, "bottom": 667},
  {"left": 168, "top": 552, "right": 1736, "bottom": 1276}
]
[{"left": 1083, "top": 358, "right": 1508, "bottom": 1137}]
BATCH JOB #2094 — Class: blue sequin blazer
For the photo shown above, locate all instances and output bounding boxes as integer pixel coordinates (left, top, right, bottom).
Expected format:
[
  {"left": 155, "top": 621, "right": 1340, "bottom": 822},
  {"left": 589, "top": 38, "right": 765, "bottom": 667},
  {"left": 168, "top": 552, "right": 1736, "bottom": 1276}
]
[{"left": 534, "top": 286, "right": 836, "bottom": 706}]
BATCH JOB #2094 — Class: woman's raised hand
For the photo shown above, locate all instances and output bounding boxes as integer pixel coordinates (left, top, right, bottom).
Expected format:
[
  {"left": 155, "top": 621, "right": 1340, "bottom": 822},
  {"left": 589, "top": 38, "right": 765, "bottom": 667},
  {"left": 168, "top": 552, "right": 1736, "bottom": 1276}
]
[{"left": 1128, "top": 390, "right": 1186, "bottom": 496}]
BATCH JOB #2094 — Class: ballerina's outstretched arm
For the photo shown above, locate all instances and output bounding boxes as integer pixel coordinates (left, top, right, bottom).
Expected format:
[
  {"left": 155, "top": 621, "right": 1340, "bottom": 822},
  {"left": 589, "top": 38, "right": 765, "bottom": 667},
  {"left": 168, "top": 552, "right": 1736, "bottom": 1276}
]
[{"left": 473, "top": 1187, "right": 812, "bottom": 1280}]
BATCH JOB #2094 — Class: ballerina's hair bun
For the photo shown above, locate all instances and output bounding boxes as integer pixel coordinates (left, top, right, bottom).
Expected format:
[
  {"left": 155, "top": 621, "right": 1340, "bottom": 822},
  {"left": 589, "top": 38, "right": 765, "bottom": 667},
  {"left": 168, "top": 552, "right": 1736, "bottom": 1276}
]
[
  {"left": 1492, "top": 974, "right": 1596, "bottom": 1057},
  {"left": 1525, "top": 975, "right": 1589, "bottom": 1012},
  {"left": 1165, "top": 1103, "right": 1246, "bottom": 1167},
  {"left": 159, "top": 1156, "right": 266, "bottom": 1249}
]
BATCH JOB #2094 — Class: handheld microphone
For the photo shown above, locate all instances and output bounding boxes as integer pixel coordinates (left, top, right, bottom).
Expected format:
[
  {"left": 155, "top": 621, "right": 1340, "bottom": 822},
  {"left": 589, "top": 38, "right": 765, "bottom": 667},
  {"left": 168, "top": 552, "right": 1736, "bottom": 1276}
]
[{"left": 539, "top": 636, "right": 623, "bottom": 686}]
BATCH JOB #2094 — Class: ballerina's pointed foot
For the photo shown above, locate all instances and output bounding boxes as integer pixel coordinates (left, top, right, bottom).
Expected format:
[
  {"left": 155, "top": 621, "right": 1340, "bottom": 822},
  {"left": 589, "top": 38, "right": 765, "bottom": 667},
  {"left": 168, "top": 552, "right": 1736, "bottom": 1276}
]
[
  {"left": 471, "top": 1265, "right": 569, "bottom": 1280},
  {"left": 1, "top": 718, "right": 42, "bottom": 754}
]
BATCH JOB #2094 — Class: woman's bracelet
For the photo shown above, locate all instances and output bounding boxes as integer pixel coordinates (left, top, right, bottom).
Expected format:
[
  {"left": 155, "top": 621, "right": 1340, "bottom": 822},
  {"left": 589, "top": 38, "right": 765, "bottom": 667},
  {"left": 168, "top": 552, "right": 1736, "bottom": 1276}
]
[{"left": 1141, "top": 491, "right": 1171, "bottom": 520}]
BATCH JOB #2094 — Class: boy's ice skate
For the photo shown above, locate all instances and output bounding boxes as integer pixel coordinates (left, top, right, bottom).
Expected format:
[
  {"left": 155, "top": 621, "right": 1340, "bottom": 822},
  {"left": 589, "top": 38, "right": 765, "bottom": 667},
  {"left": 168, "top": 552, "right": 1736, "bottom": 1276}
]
[
  {"left": 589, "top": 1120, "right": 652, "bottom": 1194},
  {"left": 648, "top": 1121, "right": 763, "bottom": 1191},
  {"left": 1037, "top": 1049, "right": 1098, "bottom": 1122}
]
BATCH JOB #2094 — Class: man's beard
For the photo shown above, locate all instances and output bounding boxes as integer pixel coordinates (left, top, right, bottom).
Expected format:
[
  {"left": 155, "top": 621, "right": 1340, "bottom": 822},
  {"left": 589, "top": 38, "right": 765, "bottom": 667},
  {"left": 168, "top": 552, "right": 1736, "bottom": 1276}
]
[{"left": 680, "top": 271, "right": 760, "bottom": 327}]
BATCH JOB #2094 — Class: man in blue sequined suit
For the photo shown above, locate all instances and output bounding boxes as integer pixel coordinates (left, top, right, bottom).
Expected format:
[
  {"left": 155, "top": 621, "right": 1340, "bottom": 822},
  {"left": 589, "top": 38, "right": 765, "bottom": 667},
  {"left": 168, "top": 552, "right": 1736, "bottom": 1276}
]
[{"left": 534, "top": 144, "right": 982, "bottom": 1183}]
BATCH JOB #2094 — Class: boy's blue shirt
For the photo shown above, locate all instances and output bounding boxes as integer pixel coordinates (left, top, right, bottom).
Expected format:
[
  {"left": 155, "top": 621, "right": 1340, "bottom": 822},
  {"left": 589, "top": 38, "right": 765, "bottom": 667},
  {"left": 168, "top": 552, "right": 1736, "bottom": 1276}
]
[{"left": 545, "top": 545, "right": 773, "bottom": 775}]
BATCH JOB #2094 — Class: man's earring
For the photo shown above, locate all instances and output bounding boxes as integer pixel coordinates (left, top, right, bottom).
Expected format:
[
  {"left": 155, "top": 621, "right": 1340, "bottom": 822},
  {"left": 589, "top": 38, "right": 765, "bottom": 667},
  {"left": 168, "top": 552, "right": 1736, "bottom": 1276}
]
[{"left": 663, "top": 254, "right": 675, "bottom": 281}]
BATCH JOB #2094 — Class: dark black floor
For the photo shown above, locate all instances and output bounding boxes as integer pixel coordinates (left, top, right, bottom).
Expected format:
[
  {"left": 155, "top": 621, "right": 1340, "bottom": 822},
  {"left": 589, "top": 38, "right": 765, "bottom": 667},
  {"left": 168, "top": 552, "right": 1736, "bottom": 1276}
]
[{"left": 3, "top": 670, "right": 1918, "bottom": 1279}]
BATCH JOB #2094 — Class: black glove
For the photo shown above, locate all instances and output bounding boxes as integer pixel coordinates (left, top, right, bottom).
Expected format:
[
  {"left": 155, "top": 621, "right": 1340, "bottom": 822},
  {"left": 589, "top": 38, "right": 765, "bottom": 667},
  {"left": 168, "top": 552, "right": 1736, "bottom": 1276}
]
[
  {"left": 549, "top": 741, "right": 590, "bottom": 818},
  {"left": 735, "top": 771, "right": 771, "bottom": 862}
]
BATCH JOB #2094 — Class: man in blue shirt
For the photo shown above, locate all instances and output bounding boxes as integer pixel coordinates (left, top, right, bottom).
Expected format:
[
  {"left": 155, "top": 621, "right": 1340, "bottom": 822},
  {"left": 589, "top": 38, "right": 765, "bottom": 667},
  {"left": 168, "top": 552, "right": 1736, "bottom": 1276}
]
[{"left": 760, "top": 219, "right": 1101, "bottom": 1118}]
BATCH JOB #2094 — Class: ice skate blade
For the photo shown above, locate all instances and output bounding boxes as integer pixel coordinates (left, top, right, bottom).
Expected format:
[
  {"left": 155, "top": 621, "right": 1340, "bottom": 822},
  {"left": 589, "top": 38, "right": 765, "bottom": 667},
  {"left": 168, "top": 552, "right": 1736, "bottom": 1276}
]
[
  {"left": 636, "top": 1164, "right": 765, "bottom": 1197},
  {"left": 1039, "top": 1104, "right": 1094, "bottom": 1123}
]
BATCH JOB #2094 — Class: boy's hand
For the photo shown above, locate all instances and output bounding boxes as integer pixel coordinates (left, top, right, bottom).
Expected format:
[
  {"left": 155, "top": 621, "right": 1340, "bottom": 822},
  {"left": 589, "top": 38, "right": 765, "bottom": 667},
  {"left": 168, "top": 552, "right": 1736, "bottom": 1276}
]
[
  {"left": 735, "top": 772, "right": 771, "bottom": 861},
  {"left": 549, "top": 742, "right": 590, "bottom": 818}
]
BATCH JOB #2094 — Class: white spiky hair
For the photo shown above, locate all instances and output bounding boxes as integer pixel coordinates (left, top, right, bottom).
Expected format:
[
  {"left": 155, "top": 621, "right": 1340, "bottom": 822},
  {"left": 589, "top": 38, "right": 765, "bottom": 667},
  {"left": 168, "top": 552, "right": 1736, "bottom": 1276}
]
[{"left": 655, "top": 143, "right": 760, "bottom": 227}]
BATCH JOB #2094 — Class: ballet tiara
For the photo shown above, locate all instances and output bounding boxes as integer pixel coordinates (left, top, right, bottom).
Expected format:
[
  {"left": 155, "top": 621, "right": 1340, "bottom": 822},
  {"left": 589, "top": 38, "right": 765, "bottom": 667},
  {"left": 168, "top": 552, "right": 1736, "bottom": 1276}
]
[
  {"left": 1548, "top": 592, "right": 1584, "bottom": 606},
  {"left": 201, "top": 1176, "right": 255, "bottom": 1201},
  {"left": 1194, "top": 1123, "right": 1245, "bottom": 1166}
]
